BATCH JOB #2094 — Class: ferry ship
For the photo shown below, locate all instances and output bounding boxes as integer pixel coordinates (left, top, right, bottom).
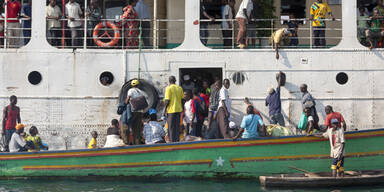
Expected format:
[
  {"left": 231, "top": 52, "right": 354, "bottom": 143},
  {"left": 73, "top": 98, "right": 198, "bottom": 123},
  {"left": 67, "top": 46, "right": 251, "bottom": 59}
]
[{"left": 0, "top": 0, "right": 383, "bottom": 178}]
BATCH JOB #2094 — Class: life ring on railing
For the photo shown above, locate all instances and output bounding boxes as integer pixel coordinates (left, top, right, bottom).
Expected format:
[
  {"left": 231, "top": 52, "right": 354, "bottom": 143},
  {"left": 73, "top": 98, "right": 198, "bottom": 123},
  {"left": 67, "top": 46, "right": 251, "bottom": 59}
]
[{"left": 93, "top": 22, "right": 120, "bottom": 47}]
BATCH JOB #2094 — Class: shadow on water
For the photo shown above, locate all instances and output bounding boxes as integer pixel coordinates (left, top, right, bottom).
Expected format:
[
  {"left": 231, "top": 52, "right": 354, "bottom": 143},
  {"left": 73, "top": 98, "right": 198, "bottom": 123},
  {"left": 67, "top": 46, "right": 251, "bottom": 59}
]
[{"left": 0, "top": 178, "right": 383, "bottom": 192}]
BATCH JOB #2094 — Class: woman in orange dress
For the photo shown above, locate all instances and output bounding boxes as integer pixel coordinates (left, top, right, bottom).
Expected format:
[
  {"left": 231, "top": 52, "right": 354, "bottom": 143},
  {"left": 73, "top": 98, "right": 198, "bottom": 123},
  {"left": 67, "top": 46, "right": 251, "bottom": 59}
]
[{"left": 121, "top": 0, "right": 139, "bottom": 49}]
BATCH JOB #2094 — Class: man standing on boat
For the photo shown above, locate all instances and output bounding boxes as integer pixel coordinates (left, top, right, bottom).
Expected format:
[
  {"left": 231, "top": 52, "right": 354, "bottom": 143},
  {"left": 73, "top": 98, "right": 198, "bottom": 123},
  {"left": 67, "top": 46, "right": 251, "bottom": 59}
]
[
  {"left": 5, "top": 0, "right": 21, "bottom": 48},
  {"left": 163, "top": 76, "right": 184, "bottom": 142},
  {"left": 206, "top": 80, "right": 222, "bottom": 139},
  {"left": 66, "top": 0, "right": 83, "bottom": 48},
  {"left": 215, "top": 79, "right": 231, "bottom": 138},
  {"left": 20, "top": 0, "right": 31, "bottom": 45},
  {"left": 85, "top": 0, "right": 102, "bottom": 47},
  {"left": 126, "top": 80, "right": 144, "bottom": 145},
  {"left": 324, "top": 105, "right": 346, "bottom": 131},
  {"left": 265, "top": 72, "right": 285, "bottom": 126},
  {"left": 320, "top": 118, "right": 345, "bottom": 177},
  {"left": 310, "top": 0, "right": 335, "bottom": 48},
  {"left": 300, "top": 84, "right": 319, "bottom": 130},
  {"left": 235, "top": 0, "right": 254, "bottom": 49},
  {"left": 2, "top": 95, "right": 21, "bottom": 152},
  {"left": 46, "top": 0, "right": 62, "bottom": 47}
]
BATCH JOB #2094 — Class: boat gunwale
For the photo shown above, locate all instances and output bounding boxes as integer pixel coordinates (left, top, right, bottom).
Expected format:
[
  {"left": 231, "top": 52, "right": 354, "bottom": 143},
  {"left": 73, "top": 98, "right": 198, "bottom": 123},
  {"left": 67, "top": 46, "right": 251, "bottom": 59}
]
[{"left": 0, "top": 128, "right": 383, "bottom": 158}]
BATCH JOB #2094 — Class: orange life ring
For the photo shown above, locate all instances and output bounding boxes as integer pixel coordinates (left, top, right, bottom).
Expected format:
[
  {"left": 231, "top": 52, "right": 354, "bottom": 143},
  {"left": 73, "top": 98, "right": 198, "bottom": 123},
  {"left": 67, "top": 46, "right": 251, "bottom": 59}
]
[{"left": 93, "top": 22, "right": 120, "bottom": 47}]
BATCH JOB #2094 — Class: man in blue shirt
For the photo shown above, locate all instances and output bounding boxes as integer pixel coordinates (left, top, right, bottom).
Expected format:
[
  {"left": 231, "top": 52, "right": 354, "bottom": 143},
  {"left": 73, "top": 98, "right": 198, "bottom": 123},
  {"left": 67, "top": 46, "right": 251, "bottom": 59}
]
[
  {"left": 265, "top": 72, "right": 285, "bottom": 126},
  {"left": 21, "top": 0, "right": 32, "bottom": 45},
  {"left": 232, "top": 105, "right": 264, "bottom": 139}
]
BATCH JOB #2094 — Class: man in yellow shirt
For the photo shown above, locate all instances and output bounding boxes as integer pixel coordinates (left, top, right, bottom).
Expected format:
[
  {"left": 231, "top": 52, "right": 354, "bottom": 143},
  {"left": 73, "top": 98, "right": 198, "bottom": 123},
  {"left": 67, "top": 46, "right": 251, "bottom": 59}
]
[
  {"left": 163, "top": 76, "right": 184, "bottom": 142},
  {"left": 270, "top": 28, "right": 291, "bottom": 60},
  {"left": 310, "top": 0, "right": 335, "bottom": 48}
]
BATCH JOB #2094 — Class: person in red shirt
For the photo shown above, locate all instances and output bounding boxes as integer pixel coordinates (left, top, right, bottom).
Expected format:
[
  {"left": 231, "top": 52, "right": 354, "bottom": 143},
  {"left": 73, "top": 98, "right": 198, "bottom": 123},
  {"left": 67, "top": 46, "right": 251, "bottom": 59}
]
[
  {"left": 2, "top": 95, "right": 21, "bottom": 152},
  {"left": 191, "top": 88, "right": 205, "bottom": 137},
  {"left": 6, "top": 0, "right": 21, "bottom": 48},
  {"left": 324, "top": 105, "right": 346, "bottom": 131}
]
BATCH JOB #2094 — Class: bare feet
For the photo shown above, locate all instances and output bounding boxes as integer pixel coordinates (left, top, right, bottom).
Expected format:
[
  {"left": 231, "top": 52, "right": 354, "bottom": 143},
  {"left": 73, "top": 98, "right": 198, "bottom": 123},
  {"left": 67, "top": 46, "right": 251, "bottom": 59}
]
[{"left": 237, "top": 44, "right": 245, "bottom": 49}]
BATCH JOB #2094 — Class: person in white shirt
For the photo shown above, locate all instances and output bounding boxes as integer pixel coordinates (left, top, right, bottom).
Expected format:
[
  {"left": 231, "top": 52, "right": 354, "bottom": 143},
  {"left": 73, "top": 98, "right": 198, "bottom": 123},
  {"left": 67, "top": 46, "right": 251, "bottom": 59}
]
[
  {"left": 222, "top": 0, "right": 235, "bottom": 48},
  {"left": 134, "top": 0, "right": 151, "bottom": 48},
  {"left": 183, "top": 89, "right": 194, "bottom": 136},
  {"left": 235, "top": 0, "right": 254, "bottom": 49},
  {"left": 65, "top": 0, "right": 83, "bottom": 47},
  {"left": 46, "top": 0, "right": 62, "bottom": 46},
  {"left": 316, "top": 118, "right": 345, "bottom": 177},
  {"left": 215, "top": 79, "right": 231, "bottom": 138}
]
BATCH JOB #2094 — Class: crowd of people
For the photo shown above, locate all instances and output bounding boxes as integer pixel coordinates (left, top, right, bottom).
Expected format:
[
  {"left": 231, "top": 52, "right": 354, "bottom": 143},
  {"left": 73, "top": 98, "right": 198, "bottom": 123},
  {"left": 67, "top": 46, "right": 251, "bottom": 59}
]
[
  {"left": 357, "top": 0, "right": 384, "bottom": 49},
  {"left": 0, "top": 72, "right": 347, "bottom": 152},
  {"left": 0, "top": 0, "right": 152, "bottom": 48},
  {"left": 0, "top": 74, "right": 348, "bottom": 177},
  {"left": 0, "top": 0, "right": 32, "bottom": 48},
  {"left": 200, "top": 0, "right": 337, "bottom": 50},
  {"left": 45, "top": 0, "right": 152, "bottom": 48}
]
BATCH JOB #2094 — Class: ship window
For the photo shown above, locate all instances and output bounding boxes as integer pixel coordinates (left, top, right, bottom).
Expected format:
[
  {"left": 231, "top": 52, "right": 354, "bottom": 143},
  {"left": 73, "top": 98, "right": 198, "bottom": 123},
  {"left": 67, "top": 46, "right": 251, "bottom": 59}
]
[
  {"left": 336, "top": 72, "right": 348, "bottom": 85},
  {"left": 179, "top": 68, "right": 222, "bottom": 90},
  {"left": 28, "top": 71, "right": 42, "bottom": 85},
  {"left": 232, "top": 72, "right": 245, "bottom": 85},
  {"left": 99, "top": 71, "right": 114, "bottom": 86},
  {"left": 45, "top": 0, "right": 185, "bottom": 50},
  {"left": 357, "top": 0, "right": 384, "bottom": 49},
  {"left": 201, "top": 0, "right": 342, "bottom": 49}
]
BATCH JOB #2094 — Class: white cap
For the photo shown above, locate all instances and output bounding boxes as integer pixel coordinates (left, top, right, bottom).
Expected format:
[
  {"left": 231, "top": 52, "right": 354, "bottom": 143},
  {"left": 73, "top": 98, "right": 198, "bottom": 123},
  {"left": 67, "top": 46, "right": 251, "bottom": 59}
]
[
  {"left": 183, "top": 74, "right": 190, "bottom": 81},
  {"left": 229, "top": 121, "right": 236, "bottom": 129},
  {"left": 283, "top": 28, "right": 290, "bottom": 35},
  {"left": 267, "top": 87, "right": 275, "bottom": 95}
]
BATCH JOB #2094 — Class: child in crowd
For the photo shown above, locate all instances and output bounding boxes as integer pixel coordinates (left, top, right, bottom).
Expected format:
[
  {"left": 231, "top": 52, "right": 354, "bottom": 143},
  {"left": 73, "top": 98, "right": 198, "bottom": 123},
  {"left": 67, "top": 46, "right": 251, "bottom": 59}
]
[
  {"left": 88, "top": 131, "right": 98, "bottom": 149},
  {"left": 26, "top": 126, "right": 48, "bottom": 152},
  {"left": 143, "top": 109, "right": 166, "bottom": 144},
  {"left": 316, "top": 118, "right": 345, "bottom": 177},
  {"left": 183, "top": 89, "right": 193, "bottom": 135}
]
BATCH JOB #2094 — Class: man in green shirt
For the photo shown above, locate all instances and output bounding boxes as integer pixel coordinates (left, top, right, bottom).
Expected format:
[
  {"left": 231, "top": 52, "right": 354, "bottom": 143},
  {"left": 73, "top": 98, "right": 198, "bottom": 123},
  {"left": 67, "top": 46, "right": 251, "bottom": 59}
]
[{"left": 365, "top": 9, "right": 384, "bottom": 49}]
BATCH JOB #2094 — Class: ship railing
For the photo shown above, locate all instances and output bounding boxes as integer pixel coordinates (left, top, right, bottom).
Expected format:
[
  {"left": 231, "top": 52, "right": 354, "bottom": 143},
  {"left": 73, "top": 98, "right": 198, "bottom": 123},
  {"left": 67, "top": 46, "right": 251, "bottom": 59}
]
[
  {"left": 200, "top": 18, "right": 343, "bottom": 49},
  {"left": 0, "top": 17, "right": 32, "bottom": 49},
  {"left": 45, "top": 18, "right": 185, "bottom": 50}
]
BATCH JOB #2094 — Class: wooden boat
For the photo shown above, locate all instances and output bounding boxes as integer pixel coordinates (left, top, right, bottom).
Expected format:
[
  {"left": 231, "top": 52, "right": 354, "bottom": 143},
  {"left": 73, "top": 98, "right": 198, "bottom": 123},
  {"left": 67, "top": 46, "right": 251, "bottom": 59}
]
[
  {"left": 0, "top": 128, "right": 383, "bottom": 179},
  {"left": 260, "top": 170, "right": 384, "bottom": 188}
]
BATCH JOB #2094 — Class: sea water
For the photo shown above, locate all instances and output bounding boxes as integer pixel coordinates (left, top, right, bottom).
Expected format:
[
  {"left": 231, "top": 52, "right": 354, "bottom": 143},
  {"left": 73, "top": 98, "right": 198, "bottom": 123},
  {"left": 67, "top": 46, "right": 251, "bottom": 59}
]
[{"left": 0, "top": 179, "right": 383, "bottom": 192}]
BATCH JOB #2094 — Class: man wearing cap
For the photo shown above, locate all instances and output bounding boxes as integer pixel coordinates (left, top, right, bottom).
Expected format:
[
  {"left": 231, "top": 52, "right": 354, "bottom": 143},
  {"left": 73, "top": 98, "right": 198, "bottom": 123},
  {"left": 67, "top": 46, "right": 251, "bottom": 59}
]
[
  {"left": 270, "top": 28, "right": 292, "bottom": 60},
  {"left": 265, "top": 72, "right": 285, "bottom": 126},
  {"left": 300, "top": 84, "right": 319, "bottom": 129},
  {"left": 125, "top": 79, "right": 145, "bottom": 145},
  {"left": 143, "top": 108, "right": 166, "bottom": 144},
  {"left": 324, "top": 105, "right": 346, "bottom": 131},
  {"left": 181, "top": 74, "right": 195, "bottom": 91},
  {"left": 9, "top": 123, "right": 31, "bottom": 152},
  {"left": 2, "top": 95, "right": 21, "bottom": 152},
  {"left": 320, "top": 118, "right": 345, "bottom": 177},
  {"left": 163, "top": 76, "right": 184, "bottom": 142}
]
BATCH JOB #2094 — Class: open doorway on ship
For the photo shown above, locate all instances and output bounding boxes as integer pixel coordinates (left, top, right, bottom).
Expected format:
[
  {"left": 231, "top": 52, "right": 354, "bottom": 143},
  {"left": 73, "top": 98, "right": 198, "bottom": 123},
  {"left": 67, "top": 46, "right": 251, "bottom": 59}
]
[{"left": 179, "top": 68, "right": 222, "bottom": 91}]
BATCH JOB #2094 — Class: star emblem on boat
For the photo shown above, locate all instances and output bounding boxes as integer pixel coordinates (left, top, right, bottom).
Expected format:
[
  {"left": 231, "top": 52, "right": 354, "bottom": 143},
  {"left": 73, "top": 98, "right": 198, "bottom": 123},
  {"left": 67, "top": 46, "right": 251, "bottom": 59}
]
[{"left": 216, "top": 156, "right": 225, "bottom": 167}]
